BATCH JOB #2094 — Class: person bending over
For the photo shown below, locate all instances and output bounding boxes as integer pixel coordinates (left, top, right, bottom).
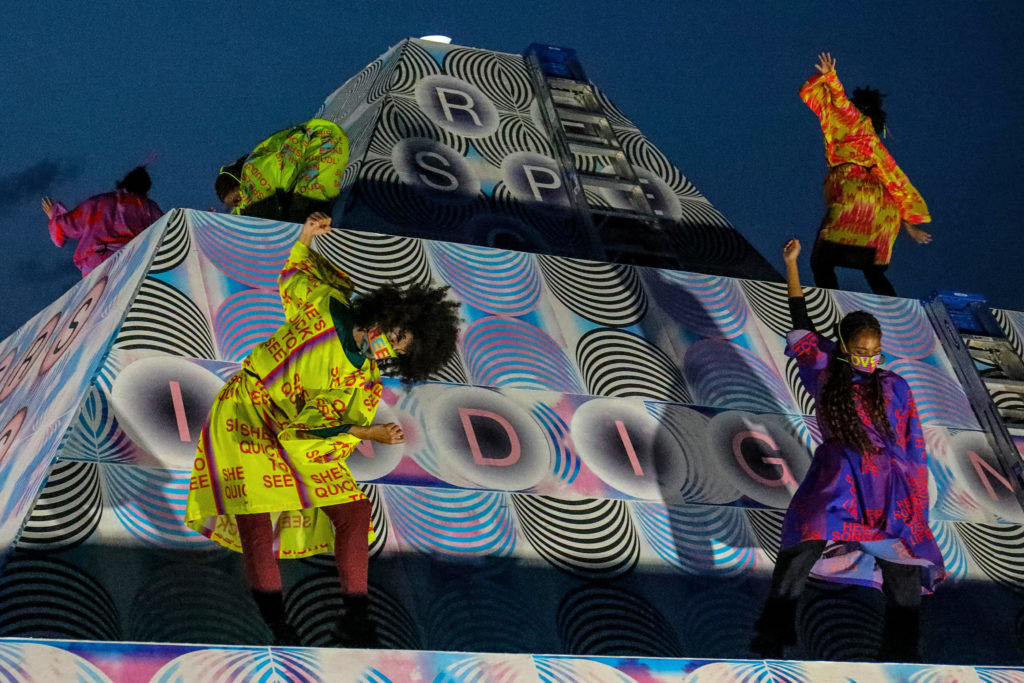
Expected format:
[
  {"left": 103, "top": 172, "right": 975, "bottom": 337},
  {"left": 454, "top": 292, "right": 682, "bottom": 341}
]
[
  {"left": 750, "top": 238, "right": 945, "bottom": 662},
  {"left": 43, "top": 166, "right": 163, "bottom": 276},
  {"left": 214, "top": 118, "right": 348, "bottom": 224},
  {"left": 184, "top": 213, "right": 460, "bottom": 646},
  {"left": 801, "top": 53, "right": 932, "bottom": 296}
]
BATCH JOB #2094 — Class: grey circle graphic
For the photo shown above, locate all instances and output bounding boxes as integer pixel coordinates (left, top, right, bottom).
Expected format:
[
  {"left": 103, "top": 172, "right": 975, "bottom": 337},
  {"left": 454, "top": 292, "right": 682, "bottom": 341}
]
[
  {"left": 109, "top": 357, "right": 225, "bottom": 469},
  {"left": 392, "top": 138, "right": 480, "bottom": 202},
  {"left": 500, "top": 152, "right": 570, "bottom": 209},
  {"left": 950, "top": 430, "right": 1024, "bottom": 522},
  {"left": 705, "top": 411, "right": 811, "bottom": 508},
  {"left": 415, "top": 75, "right": 499, "bottom": 138},
  {"left": 417, "top": 385, "right": 552, "bottom": 491},
  {"left": 570, "top": 397, "right": 688, "bottom": 500}
]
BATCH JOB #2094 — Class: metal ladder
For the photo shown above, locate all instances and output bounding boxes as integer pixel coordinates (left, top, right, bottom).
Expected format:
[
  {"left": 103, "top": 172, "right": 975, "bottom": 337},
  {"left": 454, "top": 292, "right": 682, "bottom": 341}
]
[
  {"left": 523, "top": 44, "right": 675, "bottom": 267},
  {"left": 924, "top": 291, "right": 1024, "bottom": 508}
]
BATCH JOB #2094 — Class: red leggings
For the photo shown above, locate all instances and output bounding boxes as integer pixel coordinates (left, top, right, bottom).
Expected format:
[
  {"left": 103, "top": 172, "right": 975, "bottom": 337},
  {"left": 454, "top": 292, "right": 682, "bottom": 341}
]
[{"left": 236, "top": 500, "right": 371, "bottom": 595}]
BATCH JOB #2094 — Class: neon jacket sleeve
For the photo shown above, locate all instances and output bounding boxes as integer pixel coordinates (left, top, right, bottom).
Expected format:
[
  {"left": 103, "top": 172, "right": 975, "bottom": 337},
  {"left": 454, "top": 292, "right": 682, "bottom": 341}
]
[
  {"left": 276, "top": 380, "right": 383, "bottom": 463},
  {"left": 785, "top": 330, "right": 835, "bottom": 397},
  {"left": 277, "top": 241, "right": 355, "bottom": 319}
]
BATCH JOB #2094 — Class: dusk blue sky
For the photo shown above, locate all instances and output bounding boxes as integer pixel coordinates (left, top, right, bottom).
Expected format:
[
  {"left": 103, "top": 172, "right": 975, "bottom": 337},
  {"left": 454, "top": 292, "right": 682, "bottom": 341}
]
[{"left": 1, "top": 2, "right": 1021, "bottom": 338}]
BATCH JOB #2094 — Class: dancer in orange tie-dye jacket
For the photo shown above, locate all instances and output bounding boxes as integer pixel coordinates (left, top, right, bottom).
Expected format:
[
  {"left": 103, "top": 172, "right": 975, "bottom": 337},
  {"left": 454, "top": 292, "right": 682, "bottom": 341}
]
[{"left": 801, "top": 53, "right": 932, "bottom": 296}]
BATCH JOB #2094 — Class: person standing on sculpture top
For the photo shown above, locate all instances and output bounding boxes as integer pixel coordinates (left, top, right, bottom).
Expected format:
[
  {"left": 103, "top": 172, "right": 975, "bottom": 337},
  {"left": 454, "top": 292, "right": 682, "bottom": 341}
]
[
  {"left": 750, "top": 238, "right": 945, "bottom": 662},
  {"left": 43, "top": 166, "right": 163, "bottom": 276},
  {"left": 801, "top": 52, "right": 932, "bottom": 296}
]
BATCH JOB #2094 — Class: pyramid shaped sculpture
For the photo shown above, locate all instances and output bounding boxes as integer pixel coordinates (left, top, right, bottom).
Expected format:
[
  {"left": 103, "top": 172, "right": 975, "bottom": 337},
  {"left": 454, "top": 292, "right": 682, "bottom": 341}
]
[
  {"left": 316, "top": 38, "right": 781, "bottom": 279},
  {"left": 0, "top": 208, "right": 1023, "bottom": 673}
]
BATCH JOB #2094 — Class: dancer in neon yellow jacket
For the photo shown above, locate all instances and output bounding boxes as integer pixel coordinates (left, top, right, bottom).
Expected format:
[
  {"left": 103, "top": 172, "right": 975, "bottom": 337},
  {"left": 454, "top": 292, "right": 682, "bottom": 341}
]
[
  {"left": 215, "top": 119, "right": 348, "bottom": 223},
  {"left": 185, "top": 213, "right": 460, "bottom": 645}
]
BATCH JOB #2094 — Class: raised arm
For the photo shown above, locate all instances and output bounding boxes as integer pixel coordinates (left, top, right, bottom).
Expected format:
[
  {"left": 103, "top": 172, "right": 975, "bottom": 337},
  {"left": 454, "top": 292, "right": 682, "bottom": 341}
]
[
  {"left": 783, "top": 239, "right": 815, "bottom": 333},
  {"left": 799, "top": 53, "right": 862, "bottom": 141},
  {"left": 278, "top": 213, "right": 355, "bottom": 318}
]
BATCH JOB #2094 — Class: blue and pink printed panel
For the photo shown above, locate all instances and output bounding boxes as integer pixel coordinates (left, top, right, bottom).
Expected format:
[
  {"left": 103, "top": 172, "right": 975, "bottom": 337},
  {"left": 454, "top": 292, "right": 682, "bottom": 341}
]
[
  {"left": 0, "top": 214, "right": 171, "bottom": 560},
  {"left": 1, "top": 639, "right": 1022, "bottom": 682}
]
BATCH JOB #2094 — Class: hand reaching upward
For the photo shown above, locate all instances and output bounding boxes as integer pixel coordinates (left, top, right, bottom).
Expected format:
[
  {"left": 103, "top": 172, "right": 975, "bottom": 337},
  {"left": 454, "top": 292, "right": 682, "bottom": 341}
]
[{"left": 815, "top": 52, "right": 836, "bottom": 74}]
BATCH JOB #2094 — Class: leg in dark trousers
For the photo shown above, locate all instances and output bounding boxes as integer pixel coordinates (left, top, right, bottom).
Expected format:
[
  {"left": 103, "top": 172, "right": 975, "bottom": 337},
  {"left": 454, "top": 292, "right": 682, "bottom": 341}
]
[
  {"left": 862, "top": 265, "right": 897, "bottom": 297},
  {"left": 876, "top": 559, "right": 922, "bottom": 662},
  {"left": 236, "top": 512, "right": 299, "bottom": 645},
  {"left": 751, "top": 540, "right": 826, "bottom": 657},
  {"left": 810, "top": 244, "right": 840, "bottom": 290},
  {"left": 321, "top": 500, "right": 376, "bottom": 647}
]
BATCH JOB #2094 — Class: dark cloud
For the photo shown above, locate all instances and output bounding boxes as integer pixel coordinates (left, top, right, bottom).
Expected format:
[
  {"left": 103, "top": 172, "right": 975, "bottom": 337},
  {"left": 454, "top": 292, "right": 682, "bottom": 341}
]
[{"left": 0, "top": 160, "right": 82, "bottom": 214}]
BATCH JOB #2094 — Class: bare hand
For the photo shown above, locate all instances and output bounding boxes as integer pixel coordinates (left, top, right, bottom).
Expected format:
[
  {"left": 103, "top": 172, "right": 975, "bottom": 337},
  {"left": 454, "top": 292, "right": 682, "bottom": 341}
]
[
  {"left": 815, "top": 52, "right": 836, "bottom": 74},
  {"left": 366, "top": 423, "right": 404, "bottom": 444},
  {"left": 41, "top": 197, "right": 55, "bottom": 218},
  {"left": 905, "top": 224, "right": 933, "bottom": 245},
  {"left": 299, "top": 212, "right": 332, "bottom": 245},
  {"left": 783, "top": 238, "right": 802, "bottom": 264}
]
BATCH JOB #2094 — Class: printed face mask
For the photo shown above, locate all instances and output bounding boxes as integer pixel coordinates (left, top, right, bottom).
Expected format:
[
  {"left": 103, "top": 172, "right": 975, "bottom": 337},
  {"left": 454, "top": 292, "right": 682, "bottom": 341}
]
[
  {"left": 361, "top": 328, "right": 396, "bottom": 360},
  {"left": 845, "top": 352, "right": 885, "bottom": 373}
]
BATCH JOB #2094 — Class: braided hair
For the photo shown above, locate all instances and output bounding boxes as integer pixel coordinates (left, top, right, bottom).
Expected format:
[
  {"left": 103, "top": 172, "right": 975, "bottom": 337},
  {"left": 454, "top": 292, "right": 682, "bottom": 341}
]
[
  {"left": 851, "top": 86, "right": 887, "bottom": 137},
  {"left": 818, "top": 311, "right": 894, "bottom": 453},
  {"left": 350, "top": 283, "right": 461, "bottom": 383}
]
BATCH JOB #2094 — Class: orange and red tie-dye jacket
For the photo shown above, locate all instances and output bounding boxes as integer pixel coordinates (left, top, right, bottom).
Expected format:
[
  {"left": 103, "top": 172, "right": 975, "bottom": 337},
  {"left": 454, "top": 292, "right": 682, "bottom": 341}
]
[{"left": 799, "top": 70, "right": 930, "bottom": 225}]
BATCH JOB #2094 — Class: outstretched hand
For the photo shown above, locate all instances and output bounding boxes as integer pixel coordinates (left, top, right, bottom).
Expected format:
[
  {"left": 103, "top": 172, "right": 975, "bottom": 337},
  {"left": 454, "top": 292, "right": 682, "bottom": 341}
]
[
  {"left": 41, "top": 197, "right": 55, "bottom": 218},
  {"left": 783, "top": 238, "right": 801, "bottom": 264},
  {"left": 815, "top": 52, "right": 836, "bottom": 74},
  {"left": 299, "top": 212, "right": 332, "bottom": 246},
  {"left": 905, "top": 224, "right": 933, "bottom": 245}
]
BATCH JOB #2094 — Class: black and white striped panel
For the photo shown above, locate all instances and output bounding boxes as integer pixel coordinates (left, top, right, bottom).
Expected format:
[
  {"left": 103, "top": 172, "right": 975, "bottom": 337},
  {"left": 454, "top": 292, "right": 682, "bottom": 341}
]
[
  {"left": 354, "top": 158, "right": 484, "bottom": 236},
  {"left": 512, "top": 495, "right": 639, "bottom": 579},
  {"left": 785, "top": 356, "right": 816, "bottom": 416},
  {"left": 0, "top": 555, "right": 120, "bottom": 640},
  {"left": 668, "top": 221, "right": 749, "bottom": 270},
  {"left": 539, "top": 255, "right": 648, "bottom": 327},
  {"left": 430, "top": 353, "right": 469, "bottom": 385},
  {"left": 320, "top": 56, "right": 382, "bottom": 121},
  {"left": 745, "top": 508, "right": 786, "bottom": 564},
  {"left": 800, "top": 589, "right": 882, "bottom": 661},
  {"left": 289, "top": 576, "right": 419, "bottom": 649},
  {"left": 423, "top": 577, "right": 534, "bottom": 652},
  {"left": 368, "top": 96, "right": 469, "bottom": 157},
  {"left": 316, "top": 225, "right": 434, "bottom": 292},
  {"left": 441, "top": 47, "right": 534, "bottom": 112},
  {"left": 471, "top": 113, "right": 553, "bottom": 168},
  {"left": 993, "top": 308, "right": 1024, "bottom": 360},
  {"left": 390, "top": 40, "right": 443, "bottom": 95},
  {"left": 740, "top": 279, "right": 843, "bottom": 339},
  {"left": 557, "top": 584, "right": 682, "bottom": 656},
  {"left": 126, "top": 564, "right": 266, "bottom": 644},
  {"left": 954, "top": 522, "right": 1024, "bottom": 590},
  {"left": 680, "top": 582, "right": 763, "bottom": 658},
  {"left": 614, "top": 128, "right": 703, "bottom": 201},
  {"left": 576, "top": 328, "right": 690, "bottom": 403},
  {"left": 488, "top": 182, "right": 590, "bottom": 254},
  {"left": 114, "top": 277, "right": 216, "bottom": 358},
  {"left": 148, "top": 209, "right": 192, "bottom": 273},
  {"left": 593, "top": 88, "right": 635, "bottom": 130},
  {"left": 15, "top": 461, "right": 102, "bottom": 552}
]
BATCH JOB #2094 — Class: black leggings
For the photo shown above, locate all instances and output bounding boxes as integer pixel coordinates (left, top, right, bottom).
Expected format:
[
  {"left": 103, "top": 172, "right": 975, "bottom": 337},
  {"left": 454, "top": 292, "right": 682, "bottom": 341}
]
[
  {"left": 754, "top": 540, "right": 922, "bottom": 660},
  {"left": 810, "top": 242, "right": 897, "bottom": 296}
]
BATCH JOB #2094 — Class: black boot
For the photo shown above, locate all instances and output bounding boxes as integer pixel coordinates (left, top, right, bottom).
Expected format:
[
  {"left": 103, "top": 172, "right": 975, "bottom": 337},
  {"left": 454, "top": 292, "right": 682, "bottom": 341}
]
[
  {"left": 252, "top": 589, "right": 301, "bottom": 646},
  {"left": 336, "top": 593, "right": 378, "bottom": 648},
  {"left": 878, "top": 604, "right": 920, "bottom": 662},
  {"left": 750, "top": 597, "right": 797, "bottom": 659}
]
